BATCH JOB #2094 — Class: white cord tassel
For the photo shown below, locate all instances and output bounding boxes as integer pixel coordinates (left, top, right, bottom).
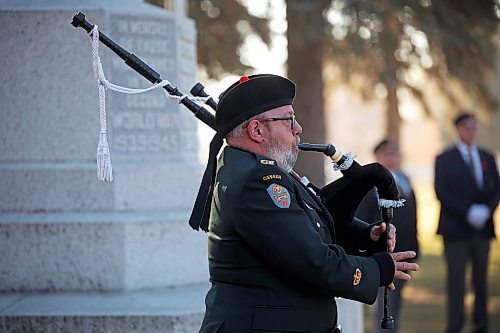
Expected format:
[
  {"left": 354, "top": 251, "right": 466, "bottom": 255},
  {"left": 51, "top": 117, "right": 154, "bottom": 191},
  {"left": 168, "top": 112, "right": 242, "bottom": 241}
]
[
  {"left": 97, "top": 132, "right": 113, "bottom": 181},
  {"left": 91, "top": 26, "right": 113, "bottom": 181}
]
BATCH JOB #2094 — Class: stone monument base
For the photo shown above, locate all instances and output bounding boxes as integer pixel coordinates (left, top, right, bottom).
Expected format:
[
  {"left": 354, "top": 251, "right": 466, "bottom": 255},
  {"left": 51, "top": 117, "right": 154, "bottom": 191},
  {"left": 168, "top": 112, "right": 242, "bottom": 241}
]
[
  {"left": 0, "top": 284, "right": 209, "bottom": 333},
  {"left": 0, "top": 212, "right": 208, "bottom": 292}
]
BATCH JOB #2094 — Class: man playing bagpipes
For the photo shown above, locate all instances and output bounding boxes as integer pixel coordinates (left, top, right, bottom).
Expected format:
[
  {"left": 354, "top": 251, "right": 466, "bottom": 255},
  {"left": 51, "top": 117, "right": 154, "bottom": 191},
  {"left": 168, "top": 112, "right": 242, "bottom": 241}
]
[
  {"left": 71, "top": 15, "right": 419, "bottom": 332},
  {"left": 189, "top": 74, "right": 419, "bottom": 333}
]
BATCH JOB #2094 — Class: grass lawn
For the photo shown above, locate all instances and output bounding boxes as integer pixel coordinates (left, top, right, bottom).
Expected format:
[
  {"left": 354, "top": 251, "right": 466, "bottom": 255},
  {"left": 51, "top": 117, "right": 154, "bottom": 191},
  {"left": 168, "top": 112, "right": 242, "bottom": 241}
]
[{"left": 363, "top": 182, "right": 500, "bottom": 333}]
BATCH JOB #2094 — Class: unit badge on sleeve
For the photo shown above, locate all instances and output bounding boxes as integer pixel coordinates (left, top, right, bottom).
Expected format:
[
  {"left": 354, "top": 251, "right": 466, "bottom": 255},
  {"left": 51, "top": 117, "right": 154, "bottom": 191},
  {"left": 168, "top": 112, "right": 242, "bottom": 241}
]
[
  {"left": 353, "top": 268, "right": 362, "bottom": 286},
  {"left": 266, "top": 183, "right": 291, "bottom": 208}
]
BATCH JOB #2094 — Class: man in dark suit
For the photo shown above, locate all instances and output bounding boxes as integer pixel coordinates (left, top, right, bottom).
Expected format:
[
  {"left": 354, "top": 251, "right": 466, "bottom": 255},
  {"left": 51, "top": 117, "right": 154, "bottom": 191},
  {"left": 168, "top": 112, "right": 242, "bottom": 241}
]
[
  {"left": 190, "top": 74, "right": 419, "bottom": 333},
  {"left": 435, "top": 113, "right": 499, "bottom": 333},
  {"left": 356, "top": 139, "right": 420, "bottom": 333}
]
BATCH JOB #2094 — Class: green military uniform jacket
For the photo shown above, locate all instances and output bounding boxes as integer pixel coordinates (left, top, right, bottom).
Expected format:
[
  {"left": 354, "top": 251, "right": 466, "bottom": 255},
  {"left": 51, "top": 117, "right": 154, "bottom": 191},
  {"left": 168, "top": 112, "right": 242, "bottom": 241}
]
[{"left": 199, "top": 147, "right": 390, "bottom": 333}]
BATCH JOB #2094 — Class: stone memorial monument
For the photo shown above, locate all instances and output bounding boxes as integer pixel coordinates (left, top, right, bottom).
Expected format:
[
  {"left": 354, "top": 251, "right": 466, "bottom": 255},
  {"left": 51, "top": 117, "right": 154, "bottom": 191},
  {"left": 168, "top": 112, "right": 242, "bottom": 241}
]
[{"left": 0, "top": 0, "right": 209, "bottom": 331}]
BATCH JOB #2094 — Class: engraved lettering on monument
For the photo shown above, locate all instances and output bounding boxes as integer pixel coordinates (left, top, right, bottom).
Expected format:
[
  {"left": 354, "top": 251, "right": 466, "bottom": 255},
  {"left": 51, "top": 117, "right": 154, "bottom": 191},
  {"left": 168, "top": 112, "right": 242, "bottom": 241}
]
[{"left": 109, "top": 15, "right": 180, "bottom": 156}]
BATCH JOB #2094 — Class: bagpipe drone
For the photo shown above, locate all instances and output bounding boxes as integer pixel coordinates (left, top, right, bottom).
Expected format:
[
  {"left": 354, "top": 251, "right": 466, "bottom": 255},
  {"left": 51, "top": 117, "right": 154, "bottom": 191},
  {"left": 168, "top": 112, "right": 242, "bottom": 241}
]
[{"left": 71, "top": 12, "right": 403, "bottom": 329}]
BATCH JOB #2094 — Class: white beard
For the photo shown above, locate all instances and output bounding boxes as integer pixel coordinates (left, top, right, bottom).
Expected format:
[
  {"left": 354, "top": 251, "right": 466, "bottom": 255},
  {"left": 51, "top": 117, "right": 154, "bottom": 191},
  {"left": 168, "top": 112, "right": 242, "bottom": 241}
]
[{"left": 266, "top": 136, "right": 299, "bottom": 173}]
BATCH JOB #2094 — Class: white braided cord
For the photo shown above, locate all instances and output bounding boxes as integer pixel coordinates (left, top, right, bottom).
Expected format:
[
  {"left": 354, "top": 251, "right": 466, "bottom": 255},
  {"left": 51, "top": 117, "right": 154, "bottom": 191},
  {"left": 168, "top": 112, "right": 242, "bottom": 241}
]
[{"left": 91, "top": 26, "right": 113, "bottom": 181}]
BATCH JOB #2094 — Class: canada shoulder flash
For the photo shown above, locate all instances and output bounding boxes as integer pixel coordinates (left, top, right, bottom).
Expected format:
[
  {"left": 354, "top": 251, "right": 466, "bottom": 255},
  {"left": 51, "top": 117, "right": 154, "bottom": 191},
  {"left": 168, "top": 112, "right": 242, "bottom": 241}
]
[{"left": 262, "top": 174, "right": 282, "bottom": 181}]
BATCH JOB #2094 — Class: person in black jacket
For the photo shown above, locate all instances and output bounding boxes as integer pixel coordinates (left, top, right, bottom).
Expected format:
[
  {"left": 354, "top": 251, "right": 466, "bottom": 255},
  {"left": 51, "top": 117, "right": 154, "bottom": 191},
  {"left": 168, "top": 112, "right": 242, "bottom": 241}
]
[
  {"left": 435, "top": 113, "right": 499, "bottom": 333},
  {"left": 192, "top": 74, "right": 419, "bottom": 333},
  {"left": 356, "top": 139, "right": 420, "bottom": 333}
]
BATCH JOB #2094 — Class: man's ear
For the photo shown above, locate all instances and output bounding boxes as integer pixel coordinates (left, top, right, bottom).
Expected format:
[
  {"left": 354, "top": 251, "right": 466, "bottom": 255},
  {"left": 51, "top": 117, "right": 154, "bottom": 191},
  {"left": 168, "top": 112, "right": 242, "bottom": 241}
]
[{"left": 246, "top": 120, "right": 265, "bottom": 143}]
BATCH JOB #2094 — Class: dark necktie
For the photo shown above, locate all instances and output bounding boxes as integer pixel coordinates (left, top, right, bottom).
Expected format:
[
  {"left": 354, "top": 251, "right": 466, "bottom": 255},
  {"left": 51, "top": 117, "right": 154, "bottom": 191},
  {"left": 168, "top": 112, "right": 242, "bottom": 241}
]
[{"left": 467, "top": 148, "right": 477, "bottom": 185}]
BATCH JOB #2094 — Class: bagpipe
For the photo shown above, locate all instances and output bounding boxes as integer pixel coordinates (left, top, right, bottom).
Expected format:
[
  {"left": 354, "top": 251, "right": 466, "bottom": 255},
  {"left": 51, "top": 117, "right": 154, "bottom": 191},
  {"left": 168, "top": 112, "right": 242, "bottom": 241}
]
[{"left": 71, "top": 12, "right": 402, "bottom": 329}]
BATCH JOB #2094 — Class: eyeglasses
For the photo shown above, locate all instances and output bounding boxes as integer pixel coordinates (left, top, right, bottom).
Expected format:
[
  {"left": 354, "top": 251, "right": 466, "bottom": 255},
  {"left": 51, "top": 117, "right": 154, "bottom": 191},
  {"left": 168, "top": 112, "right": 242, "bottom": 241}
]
[{"left": 259, "top": 114, "right": 296, "bottom": 130}]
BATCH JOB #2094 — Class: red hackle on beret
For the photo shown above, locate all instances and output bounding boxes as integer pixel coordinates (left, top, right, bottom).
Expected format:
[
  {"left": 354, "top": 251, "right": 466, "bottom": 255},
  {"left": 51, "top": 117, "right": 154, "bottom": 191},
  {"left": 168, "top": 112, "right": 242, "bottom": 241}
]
[{"left": 239, "top": 75, "right": 249, "bottom": 83}]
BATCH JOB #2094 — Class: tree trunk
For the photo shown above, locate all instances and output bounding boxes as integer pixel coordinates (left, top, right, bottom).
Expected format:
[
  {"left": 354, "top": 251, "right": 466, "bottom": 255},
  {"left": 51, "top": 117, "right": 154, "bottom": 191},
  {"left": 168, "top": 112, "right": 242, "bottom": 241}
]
[
  {"left": 286, "top": 1, "right": 328, "bottom": 186},
  {"left": 381, "top": 8, "right": 402, "bottom": 144},
  {"left": 386, "top": 84, "right": 400, "bottom": 142}
]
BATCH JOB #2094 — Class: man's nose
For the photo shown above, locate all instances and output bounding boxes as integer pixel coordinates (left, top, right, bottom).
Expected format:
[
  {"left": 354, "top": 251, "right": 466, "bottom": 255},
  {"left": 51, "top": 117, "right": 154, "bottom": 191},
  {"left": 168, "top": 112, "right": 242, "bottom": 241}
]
[{"left": 294, "top": 120, "right": 303, "bottom": 135}]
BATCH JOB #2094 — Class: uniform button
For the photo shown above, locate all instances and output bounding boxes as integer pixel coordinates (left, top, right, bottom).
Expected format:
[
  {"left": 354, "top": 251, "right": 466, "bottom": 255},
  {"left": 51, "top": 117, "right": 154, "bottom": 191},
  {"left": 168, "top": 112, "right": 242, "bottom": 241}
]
[{"left": 316, "top": 222, "right": 321, "bottom": 228}]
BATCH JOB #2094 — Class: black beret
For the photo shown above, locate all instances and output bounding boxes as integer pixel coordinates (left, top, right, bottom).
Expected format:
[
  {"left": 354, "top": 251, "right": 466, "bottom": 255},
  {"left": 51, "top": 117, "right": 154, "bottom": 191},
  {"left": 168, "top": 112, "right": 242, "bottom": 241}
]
[
  {"left": 454, "top": 112, "right": 475, "bottom": 126},
  {"left": 215, "top": 74, "right": 295, "bottom": 134}
]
